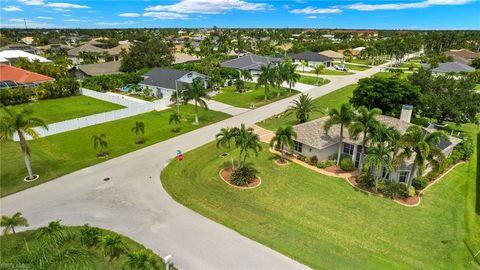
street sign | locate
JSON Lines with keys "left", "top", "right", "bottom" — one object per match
{"left": 176, "top": 149, "right": 182, "bottom": 155}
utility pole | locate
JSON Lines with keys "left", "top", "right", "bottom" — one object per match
{"left": 24, "top": 18, "right": 28, "bottom": 29}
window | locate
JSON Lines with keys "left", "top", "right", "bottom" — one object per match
{"left": 343, "top": 143, "right": 354, "bottom": 156}
{"left": 294, "top": 141, "right": 303, "bottom": 153}
{"left": 398, "top": 171, "right": 409, "bottom": 183}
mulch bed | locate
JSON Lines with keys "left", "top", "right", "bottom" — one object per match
{"left": 324, "top": 166, "right": 347, "bottom": 174}
{"left": 275, "top": 159, "right": 289, "bottom": 165}
{"left": 220, "top": 167, "right": 261, "bottom": 189}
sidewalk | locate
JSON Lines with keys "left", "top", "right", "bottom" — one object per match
{"left": 189, "top": 99, "right": 251, "bottom": 116}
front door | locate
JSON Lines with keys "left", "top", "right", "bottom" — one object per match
{"left": 355, "top": 146, "right": 362, "bottom": 168}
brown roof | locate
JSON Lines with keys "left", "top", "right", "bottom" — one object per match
{"left": 107, "top": 44, "right": 131, "bottom": 56}
{"left": 68, "top": 43, "right": 106, "bottom": 56}
{"left": 320, "top": 50, "right": 344, "bottom": 59}
{"left": 444, "top": 49, "right": 480, "bottom": 60}
{"left": 76, "top": 61, "right": 122, "bottom": 76}
{"left": 0, "top": 65, "right": 54, "bottom": 84}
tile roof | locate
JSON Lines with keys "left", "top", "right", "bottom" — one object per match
{"left": 444, "top": 49, "right": 480, "bottom": 60}
{"left": 76, "top": 61, "right": 122, "bottom": 76}
{"left": 0, "top": 65, "right": 54, "bottom": 84}
{"left": 67, "top": 43, "right": 106, "bottom": 57}
{"left": 320, "top": 50, "right": 345, "bottom": 59}
{"left": 431, "top": 62, "right": 475, "bottom": 73}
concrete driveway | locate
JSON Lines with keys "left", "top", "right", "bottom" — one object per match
{"left": 1, "top": 64, "right": 388, "bottom": 269}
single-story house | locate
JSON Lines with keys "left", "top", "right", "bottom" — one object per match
{"left": 0, "top": 44, "right": 37, "bottom": 54}
{"left": 444, "top": 49, "right": 480, "bottom": 65}
{"left": 320, "top": 50, "right": 345, "bottom": 62}
{"left": 70, "top": 61, "right": 122, "bottom": 79}
{"left": 138, "top": 68, "right": 208, "bottom": 100}
{"left": 423, "top": 62, "right": 475, "bottom": 75}
{"left": 291, "top": 105, "right": 461, "bottom": 184}
{"left": 173, "top": 53, "right": 200, "bottom": 64}
{"left": 67, "top": 42, "right": 130, "bottom": 64}
{"left": 220, "top": 54, "right": 282, "bottom": 77}
{"left": 0, "top": 50, "right": 51, "bottom": 66}
{"left": 287, "top": 51, "right": 332, "bottom": 69}
{"left": 0, "top": 65, "right": 54, "bottom": 88}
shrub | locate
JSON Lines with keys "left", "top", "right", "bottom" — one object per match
{"left": 317, "top": 161, "right": 327, "bottom": 169}
{"left": 409, "top": 186, "right": 416, "bottom": 197}
{"left": 308, "top": 155, "right": 318, "bottom": 166}
{"left": 0, "top": 86, "right": 33, "bottom": 105}
{"left": 412, "top": 176, "right": 428, "bottom": 190}
{"left": 230, "top": 165, "right": 257, "bottom": 186}
{"left": 357, "top": 172, "right": 375, "bottom": 187}
{"left": 340, "top": 157, "right": 354, "bottom": 171}
{"left": 297, "top": 154, "right": 307, "bottom": 162}
{"left": 80, "top": 224, "right": 103, "bottom": 248}
{"left": 383, "top": 181, "right": 405, "bottom": 198}
{"left": 326, "top": 159, "right": 336, "bottom": 167}
{"left": 376, "top": 179, "right": 386, "bottom": 192}
{"left": 82, "top": 73, "right": 143, "bottom": 92}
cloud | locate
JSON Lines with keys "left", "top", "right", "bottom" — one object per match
{"left": 64, "top": 19, "right": 80, "bottom": 22}
{"left": 9, "top": 18, "right": 33, "bottom": 22}
{"left": 36, "top": 16, "right": 53, "bottom": 19}
{"left": 145, "top": 0, "right": 271, "bottom": 14}
{"left": 45, "top": 2, "right": 89, "bottom": 8}
{"left": 3, "top": 5, "right": 23, "bottom": 11}
{"left": 306, "top": 15, "right": 317, "bottom": 19}
{"left": 17, "top": 0, "right": 45, "bottom": 6}
{"left": 119, "top": 12, "right": 141, "bottom": 17}
{"left": 143, "top": 11, "right": 189, "bottom": 19}
{"left": 291, "top": 7, "right": 342, "bottom": 14}
{"left": 94, "top": 21, "right": 137, "bottom": 26}
{"left": 347, "top": 0, "right": 473, "bottom": 11}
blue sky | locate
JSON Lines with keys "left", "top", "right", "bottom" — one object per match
{"left": 1, "top": 0, "right": 479, "bottom": 29}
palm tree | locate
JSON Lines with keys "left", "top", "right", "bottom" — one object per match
{"left": 169, "top": 112, "right": 181, "bottom": 133}
{"left": 270, "top": 126, "right": 297, "bottom": 162}
{"left": 394, "top": 126, "right": 447, "bottom": 196}
{"left": 312, "top": 64, "right": 324, "bottom": 85}
{"left": 300, "top": 59, "right": 309, "bottom": 72}
{"left": 285, "top": 94, "right": 320, "bottom": 123}
{"left": 0, "top": 108, "right": 48, "bottom": 180}
{"left": 363, "top": 143, "right": 394, "bottom": 191}
{"left": 324, "top": 103, "right": 355, "bottom": 166}
{"left": 101, "top": 235, "right": 125, "bottom": 261}
{"left": 1, "top": 212, "right": 29, "bottom": 234}
{"left": 91, "top": 134, "right": 108, "bottom": 157}
{"left": 348, "top": 106, "right": 382, "bottom": 170}
{"left": 256, "top": 63, "right": 275, "bottom": 101}
{"left": 216, "top": 127, "right": 236, "bottom": 168}
{"left": 283, "top": 62, "right": 300, "bottom": 93}
{"left": 182, "top": 78, "right": 209, "bottom": 125}
{"left": 37, "top": 220, "right": 70, "bottom": 244}
{"left": 240, "top": 69, "right": 252, "bottom": 82}
{"left": 131, "top": 121, "right": 145, "bottom": 144}
{"left": 232, "top": 124, "right": 262, "bottom": 168}
{"left": 273, "top": 64, "right": 286, "bottom": 98}
{"left": 122, "top": 249, "right": 158, "bottom": 270}
{"left": 343, "top": 50, "right": 353, "bottom": 62}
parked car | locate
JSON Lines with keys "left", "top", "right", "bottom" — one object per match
{"left": 334, "top": 65, "right": 349, "bottom": 72}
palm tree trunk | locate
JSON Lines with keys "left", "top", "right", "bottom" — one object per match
{"left": 19, "top": 134, "right": 34, "bottom": 180}
{"left": 337, "top": 125, "right": 343, "bottom": 166}
{"left": 12, "top": 226, "right": 16, "bottom": 234}
{"left": 289, "top": 82, "right": 292, "bottom": 93}
{"left": 194, "top": 100, "right": 199, "bottom": 125}
{"left": 359, "top": 130, "right": 367, "bottom": 171}
{"left": 405, "top": 164, "right": 416, "bottom": 197}
{"left": 277, "top": 85, "right": 281, "bottom": 98}
{"left": 264, "top": 84, "right": 268, "bottom": 101}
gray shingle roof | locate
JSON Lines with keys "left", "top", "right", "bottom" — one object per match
{"left": 220, "top": 54, "right": 281, "bottom": 71}
{"left": 287, "top": 51, "right": 331, "bottom": 62}
{"left": 140, "top": 68, "right": 190, "bottom": 89}
{"left": 431, "top": 62, "right": 475, "bottom": 73}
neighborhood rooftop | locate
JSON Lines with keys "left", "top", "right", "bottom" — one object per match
{"left": 287, "top": 51, "right": 331, "bottom": 62}
{"left": 220, "top": 54, "right": 281, "bottom": 71}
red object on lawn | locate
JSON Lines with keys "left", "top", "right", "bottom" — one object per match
{"left": 177, "top": 154, "right": 184, "bottom": 161}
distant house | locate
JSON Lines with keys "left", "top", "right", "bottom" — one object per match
{"left": 287, "top": 51, "right": 332, "bottom": 68}
{"left": 424, "top": 62, "right": 475, "bottom": 75}
{"left": 173, "top": 53, "right": 200, "bottom": 64}
{"left": 21, "top": 37, "right": 34, "bottom": 45}
{"left": 320, "top": 50, "right": 345, "bottom": 62}
{"left": 0, "top": 44, "right": 37, "bottom": 54}
{"left": 138, "top": 68, "right": 208, "bottom": 100}
{"left": 70, "top": 61, "right": 122, "bottom": 79}
{"left": 0, "top": 50, "right": 51, "bottom": 66}
{"left": 0, "top": 65, "right": 54, "bottom": 89}
{"left": 290, "top": 105, "right": 460, "bottom": 183}
{"left": 37, "top": 44, "right": 72, "bottom": 53}
{"left": 67, "top": 41, "right": 131, "bottom": 64}
{"left": 444, "top": 49, "right": 480, "bottom": 65}
{"left": 220, "top": 54, "right": 282, "bottom": 77}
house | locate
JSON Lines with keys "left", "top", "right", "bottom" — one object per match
{"left": 320, "top": 50, "right": 345, "bottom": 62}
{"left": 21, "top": 37, "right": 34, "bottom": 45}
{"left": 220, "top": 54, "right": 282, "bottom": 77}
{"left": 424, "top": 62, "right": 475, "bottom": 75}
{"left": 138, "top": 68, "right": 208, "bottom": 100}
{"left": 287, "top": 51, "right": 332, "bottom": 68}
{"left": 0, "top": 50, "right": 51, "bottom": 66}
{"left": 291, "top": 105, "right": 460, "bottom": 184}
{"left": 0, "top": 44, "right": 37, "bottom": 54}
{"left": 173, "top": 53, "right": 200, "bottom": 64}
{"left": 444, "top": 49, "right": 480, "bottom": 65}
{"left": 67, "top": 42, "right": 130, "bottom": 64}
{"left": 37, "top": 44, "right": 72, "bottom": 53}
{"left": 0, "top": 65, "right": 54, "bottom": 88}
{"left": 70, "top": 61, "right": 122, "bottom": 79}
{"left": 67, "top": 43, "right": 107, "bottom": 64}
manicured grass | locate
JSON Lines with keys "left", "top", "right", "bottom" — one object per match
{"left": 257, "top": 84, "right": 357, "bottom": 131}
{"left": 373, "top": 71, "right": 411, "bottom": 80}
{"left": 0, "top": 96, "right": 125, "bottom": 124}
{"left": 0, "top": 105, "right": 229, "bottom": 196}
{"left": 348, "top": 58, "right": 388, "bottom": 66}
{"left": 211, "top": 82, "right": 297, "bottom": 108}
{"left": 475, "top": 84, "right": 480, "bottom": 91}
{"left": 161, "top": 123, "right": 479, "bottom": 269}
{"left": 307, "top": 69, "right": 354, "bottom": 75}
{"left": 1, "top": 225, "right": 165, "bottom": 269}
{"left": 397, "top": 62, "right": 423, "bottom": 69}
{"left": 343, "top": 63, "right": 370, "bottom": 71}
{"left": 298, "top": 76, "right": 330, "bottom": 86}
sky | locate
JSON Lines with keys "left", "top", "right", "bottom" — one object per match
{"left": 1, "top": 0, "right": 479, "bottom": 29}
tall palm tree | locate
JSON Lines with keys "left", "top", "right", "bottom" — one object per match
{"left": 394, "top": 126, "right": 447, "bottom": 196}
{"left": 1, "top": 212, "right": 29, "bottom": 234}
{"left": 285, "top": 93, "right": 320, "bottom": 123}
{"left": 91, "top": 134, "right": 108, "bottom": 157}
{"left": 0, "top": 108, "right": 48, "bottom": 180}
{"left": 363, "top": 143, "right": 394, "bottom": 191}
{"left": 122, "top": 249, "right": 158, "bottom": 270}
{"left": 216, "top": 127, "right": 236, "bottom": 168}
{"left": 101, "top": 235, "right": 125, "bottom": 261}
{"left": 169, "top": 112, "right": 181, "bottom": 133}
{"left": 273, "top": 63, "right": 286, "bottom": 98}
{"left": 256, "top": 63, "right": 275, "bottom": 101}
{"left": 300, "top": 59, "right": 309, "bottom": 72}
{"left": 131, "top": 121, "right": 145, "bottom": 144}
{"left": 270, "top": 126, "right": 297, "bottom": 162}
{"left": 348, "top": 106, "right": 382, "bottom": 170}
{"left": 324, "top": 103, "right": 355, "bottom": 166}
{"left": 182, "top": 78, "right": 209, "bottom": 125}
{"left": 232, "top": 124, "right": 262, "bottom": 168}
{"left": 283, "top": 62, "right": 300, "bottom": 93}
{"left": 312, "top": 64, "right": 324, "bottom": 85}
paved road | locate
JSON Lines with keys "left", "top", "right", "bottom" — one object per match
{"left": 1, "top": 64, "right": 388, "bottom": 269}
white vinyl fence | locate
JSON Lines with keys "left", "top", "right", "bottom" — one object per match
{"left": 13, "top": 89, "right": 169, "bottom": 141}
{"left": 81, "top": 88, "right": 150, "bottom": 107}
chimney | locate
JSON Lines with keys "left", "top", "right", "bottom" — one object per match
{"left": 400, "top": 104, "right": 413, "bottom": 123}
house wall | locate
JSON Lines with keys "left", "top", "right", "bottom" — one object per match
{"left": 292, "top": 59, "right": 332, "bottom": 68}
{"left": 137, "top": 83, "right": 174, "bottom": 100}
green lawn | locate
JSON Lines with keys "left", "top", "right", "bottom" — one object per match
{"left": 397, "top": 62, "right": 423, "bottom": 69}
{"left": 307, "top": 69, "right": 354, "bottom": 75}
{"left": 373, "top": 71, "right": 411, "bottom": 80}
{"left": 161, "top": 123, "right": 480, "bottom": 269}
{"left": 1, "top": 225, "right": 165, "bottom": 269}
{"left": 0, "top": 105, "right": 229, "bottom": 196}
{"left": 475, "top": 84, "right": 480, "bottom": 91}
{"left": 344, "top": 63, "right": 370, "bottom": 71}
{"left": 298, "top": 76, "right": 330, "bottom": 86}
{"left": 0, "top": 96, "right": 125, "bottom": 124}
{"left": 348, "top": 58, "right": 388, "bottom": 66}
{"left": 257, "top": 84, "right": 356, "bottom": 131}
{"left": 211, "top": 82, "right": 297, "bottom": 108}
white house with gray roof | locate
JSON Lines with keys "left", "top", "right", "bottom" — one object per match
{"left": 220, "top": 54, "right": 282, "bottom": 77}
{"left": 287, "top": 51, "right": 332, "bottom": 69}
{"left": 291, "top": 105, "right": 461, "bottom": 184}
{"left": 423, "top": 61, "right": 475, "bottom": 76}
{"left": 138, "top": 68, "right": 208, "bottom": 101}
